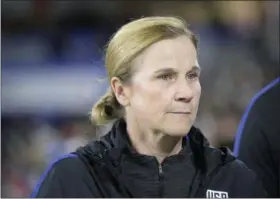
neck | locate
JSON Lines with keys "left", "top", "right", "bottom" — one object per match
{"left": 125, "top": 118, "right": 183, "bottom": 164}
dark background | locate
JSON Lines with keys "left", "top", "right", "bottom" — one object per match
{"left": 1, "top": 1, "right": 279, "bottom": 197}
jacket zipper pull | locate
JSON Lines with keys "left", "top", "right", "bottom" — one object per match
{"left": 159, "top": 164, "right": 163, "bottom": 175}
{"left": 158, "top": 164, "right": 164, "bottom": 197}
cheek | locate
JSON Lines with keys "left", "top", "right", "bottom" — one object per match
{"left": 193, "top": 82, "right": 201, "bottom": 105}
{"left": 195, "top": 83, "right": 201, "bottom": 97}
{"left": 130, "top": 82, "right": 168, "bottom": 112}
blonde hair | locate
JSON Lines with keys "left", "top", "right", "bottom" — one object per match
{"left": 91, "top": 16, "right": 198, "bottom": 125}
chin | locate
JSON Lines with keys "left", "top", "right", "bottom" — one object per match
{"left": 163, "top": 125, "right": 192, "bottom": 137}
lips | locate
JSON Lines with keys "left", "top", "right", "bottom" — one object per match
{"left": 168, "top": 111, "right": 191, "bottom": 114}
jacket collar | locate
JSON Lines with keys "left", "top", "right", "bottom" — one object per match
{"left": 77, "top": 118, "right": 236, "bottom": 175}
{"left": 106, "top": 118, "right": 190, "bottom": 155}
{"left": 101, "top": 118, "right": 210, "bottom": 170}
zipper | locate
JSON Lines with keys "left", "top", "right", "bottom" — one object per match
{"left": 158, "top": 164, "right": 164, "bottom": 197}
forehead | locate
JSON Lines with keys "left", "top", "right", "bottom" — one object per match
{"left": 133, "top": 36, "right": 198, "bottom": 72}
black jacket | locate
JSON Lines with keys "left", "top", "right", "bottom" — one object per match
{"left": 31, "top": 119, "right": 267, "bottom": 198}
{"left": 233, "top": 77, "right": 280, "bottom": 197}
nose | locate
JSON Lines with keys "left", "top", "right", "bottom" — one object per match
{"left": 174, "top": 80, "right": 194, "bottom": 103}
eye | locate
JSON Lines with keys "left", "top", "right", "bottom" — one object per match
{"left": 158, "top": 74, "right": 174, "bottom": 81}
{"left": 187, "top": 72, "right": 199, "bottom": 80}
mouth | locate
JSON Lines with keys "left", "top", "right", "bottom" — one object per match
{"left": 168, "top": 111, "right": 191, "bottom": 115}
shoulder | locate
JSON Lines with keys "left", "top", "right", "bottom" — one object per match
{"left": 225, "top": 159, "right": 266, "bottom": 191}
{"left": 44, "top": 153, "right": 88, "bottom": 176}
{"left": 31, "top": 153, "right": 95, "bottom": 197}
{"left": 224, "top": 158, "right": 259, "bottom": 178}
{"left": 32, "top": 153, "right": 87, "bottom": 186}
{"left": 247, "top": 77, "right": 279, "bottom": 114}
{"left": 203, "top": 146, "right": 257, "bottom": 181}
{"left": 203, "top": 146, "right": 267, "bottom": 197}
{"left": 215, "top": 158, "right": 267, "bottom": 197}
{"left": 233, "top": 79, "right": 279, "bottom": 155}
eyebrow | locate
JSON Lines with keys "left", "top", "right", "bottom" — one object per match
{"left": 190, "top": 65, "right": 201, "bottom": 71}
{"left": 154, "top": 65, "right": 201, "bottom": 74}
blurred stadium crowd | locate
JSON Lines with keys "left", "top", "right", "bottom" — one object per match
{"left": 1, "top": 1, "right": 279, "bottom": 197}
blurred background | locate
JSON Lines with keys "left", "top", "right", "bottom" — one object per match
{"left": 1, "top": 0, "right": 279, "bottom": 197}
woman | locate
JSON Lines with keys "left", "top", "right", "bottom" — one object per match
{"left": 31, "top": 16, "right": 267, "bottom": 198}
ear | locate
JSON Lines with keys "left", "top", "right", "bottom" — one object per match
{"left": 110, "top": 77, "right": 130, "bottom": 106}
